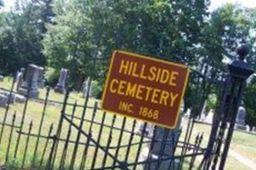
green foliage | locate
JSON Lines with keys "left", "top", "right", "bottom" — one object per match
{"left": 244, "top": 77, "right": 256, "bottom": 128}
{"left": 44, "top": 67, "right": 58, "bottom": 86}
{"left": 43, "top": 0, "right": 210, "bottom": 87}
{"left": 205, "top": 94, "right": 217, "bottom": 113}
{"left": 91, "top": 80, "right": 102, "bottom": 99}
{"left": 0, "top": 0, "right": 256, "bottom": 104}
{"left": 203, "top": 4, "right": 256, "bottom": 69}
{"left": 183, "top": 77, "right": 198, "bottom": 112}
{"left": 245, "top": 108, "right": 256, "bottom": 129}
{"left": 0, "top": 0, "right": 54, "bottom": 75}
{"left": 0, "top": 11, "right": 44, "bottom": 74}
{"left": 182, "top": 4, "right": 256, "bottom": 118}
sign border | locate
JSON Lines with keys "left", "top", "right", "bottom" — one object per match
{"left": 101, "top": 50, "right": 190, "bottom": 129}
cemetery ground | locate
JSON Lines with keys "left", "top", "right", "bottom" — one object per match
{"left": 0, "top": 77, "right": 255, "bottom": 170}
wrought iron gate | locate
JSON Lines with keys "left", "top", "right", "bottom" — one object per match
{"left": 0, "top": 45, "right": 253, "bottom": 170}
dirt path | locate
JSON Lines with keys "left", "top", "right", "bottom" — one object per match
{"left": 229, "top": 149, "right": 256, "bottom": 170}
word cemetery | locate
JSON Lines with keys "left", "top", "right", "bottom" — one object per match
{"left": 102, "top": 51, "right": 189, "bottom": 128}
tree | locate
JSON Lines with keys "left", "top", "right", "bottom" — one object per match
{"left": 202, "top": 4, "right": 256, "bottom": 70}
{"left": 244, "top": 77, "right": 256, "bottom": 129}
{"left": 43, "top": 0, "right": 210, "bottom": 89}
{"left": 43, "top": 0, "right": 95, "bottom": 88}
{"left": 183, "top": 4, "right": 256, "bottom": 117}
{"left": 0, "top": 0, "right": 54, "bottom": 75}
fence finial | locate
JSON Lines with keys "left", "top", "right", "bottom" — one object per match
{"left": 236, "top": 43, "right": 249, "bottom": 61}
{"left": 228, "top": 42, "right": 254, "bottom": 79}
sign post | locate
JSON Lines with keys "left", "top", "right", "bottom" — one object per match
{"left": 102, "top": 50, "right": 189, "bottom": 129}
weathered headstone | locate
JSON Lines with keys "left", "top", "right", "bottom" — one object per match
{"left": 54, "top": 68, "right": 68, "bottom": 93}
{"left": 246, "top": 125, "right": 250, "bottom": 132}
{"left": 0, "top": 90, "right": 26, "bottom": 104}
{"left": 18, "top": 64, "right": 43, "bottom": 98}
{"left": 0, "top": 94, "right": 8, "bottom": 107}
{"left": 141, "top": 122, "right": 182, "bottom": 170}
{"left": 235, "top": 106, "right": 247, "bottom": 130}
{"left": 252, "top": 127, "right": 256, "bottom": 133}
{"left": 38, "top": 66, "right": 45, "bottom": 88}
{"left": 139, "top": 102, "right": 185, "bottom": 169}
{"left": 16, "top": 68, "right": 25, "bottom": 91}
{"left": 82, "top": 77, "right": 91, "bottom": 98}
{"left": 236, "top": 106, "right": 246, "bottom": 124}
{"left": 0, "top": 91, "right": 15, "bottom": 103}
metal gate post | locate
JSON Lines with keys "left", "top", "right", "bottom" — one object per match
{"left": 218, "top": 44, "right": 254, "bottom": 169}
{"left": 202, "top": 43, "right": 254, "bottom": 169}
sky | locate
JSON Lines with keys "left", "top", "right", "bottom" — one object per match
{"left": 2, "top": 0, "right": 14, "bottom": 11}
{"left": 209, "top": 0, "right": 256, "bottom": 11}
{"left": 2, "top": 0, "right": 256, "bottom": 11}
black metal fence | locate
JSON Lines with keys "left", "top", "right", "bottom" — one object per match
{"left": 0, "top": 48, "right": 252, "bottom": 170}
{"left": 0, "top": 66, "right": 218, "bottom": 170}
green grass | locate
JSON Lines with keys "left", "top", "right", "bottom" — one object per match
{"left": 0, "top": 77, "right": 145, "bottom": 169}
{"left": 182, "top": 121, "right": 256, "bottom": 170}
{"left": 231, "top": 130, "right": 256, "bottom": 162}
{"left": 194, "top": 123, "right": 256, "bottom": 163}
{"left": 0, "top": 77, "right": 256, "bottom": 170}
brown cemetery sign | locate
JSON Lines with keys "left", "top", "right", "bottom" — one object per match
{"left": 102, "top": 51, "right": 189, "bottom": 128}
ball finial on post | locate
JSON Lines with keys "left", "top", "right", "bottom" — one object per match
{"left": 236, "top": 43, "right": 249, "bottom": 61}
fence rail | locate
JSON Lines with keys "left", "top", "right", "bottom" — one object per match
{"left": 0, "top": 62, "right": 229, "bottom": 170}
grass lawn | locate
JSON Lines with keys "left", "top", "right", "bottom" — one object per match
{"left": 0, "top": 77, "right": 146, "bottom": 169}
{"left": 0, "top": 77, "right": 256, "bottom": 170}
{"left": 181, "top": 120, "right": 256, "bottom": 170}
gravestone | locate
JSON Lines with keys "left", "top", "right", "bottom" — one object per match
{"left": 0, "top": 94, "right": 8, "bottom": 107}
{"left": 138, "top": 101, "right": 185, "bottom": 169}
{"left": 16, "top": 68, "right": 25, "bottom": 91}
{"left": 252, "top": 127, "right": 256, "bottom": 133}
{"left": 0, "top": 91, "right": 15, "bottom": 103}
{"left": 54, "top": 68, "right": 68, "bottom": 93}
{"left": 82, "top": 77, "right": 91, "bottom": 98}
{"left": 0, "top": 90, "right": 26, "bottom": 104}
{"left": 235, "top": 106, "right": 247, "bottom": 130}
{"left": 141, "top": 120, "right": 182, "bottom": 170}
{"left": 246, "top": 125, "right": 250, "bottom": 132}
{"left": 15, "top": 94, "right": 26, "bottom": 103}
{"left": 38, "top": 67, "right": 45, "bottom": 88}
{"left": 18, "top": 64, "right": 43, "bottom": 98}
